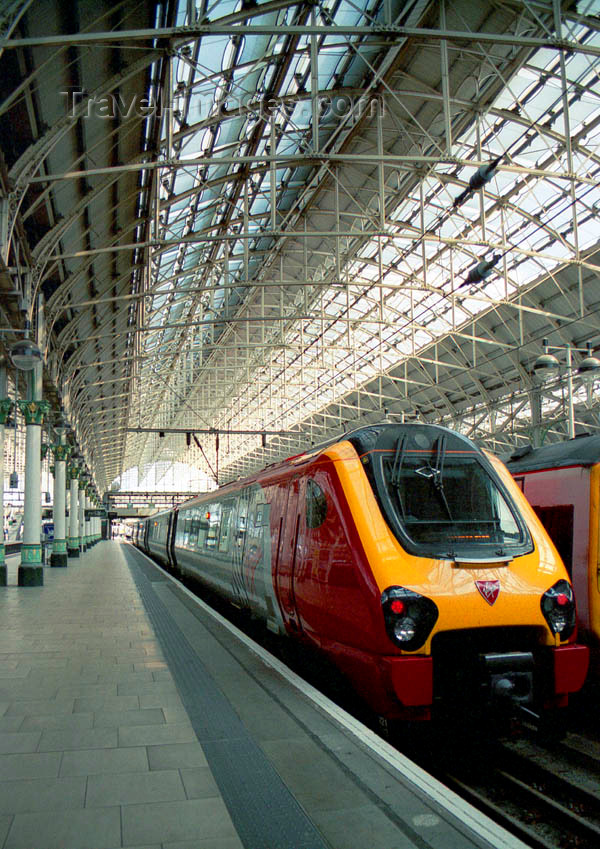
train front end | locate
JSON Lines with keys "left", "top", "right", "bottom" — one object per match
{"left": 346, "top": 424, "right": 589, "bottom": 725}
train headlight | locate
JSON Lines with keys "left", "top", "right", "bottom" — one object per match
{"left": 393, "top": 618, "right": 417, "bottom": 642}
{"left": 381, "top": 587, "right": 439, "bottom": 651}
{"left": 541, "top": 580, "right": 576, "bottom": 640}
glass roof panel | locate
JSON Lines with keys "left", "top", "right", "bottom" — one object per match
{"left": 127, "top": 2, "right": 600, "bottom": 482}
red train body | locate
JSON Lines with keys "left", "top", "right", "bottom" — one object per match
{"left": 506, "top": 434, "right": 600, "bottom": 672}
{"left": 133, "top": 423, "right": 589, "bottom": 724}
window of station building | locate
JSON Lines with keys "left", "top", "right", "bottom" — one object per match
{"left": 306, "top": 479, "right": 327, "bottom": 529}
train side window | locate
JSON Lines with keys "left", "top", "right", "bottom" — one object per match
{"left": 157, "top": 517, "right": 168, "bottom": 544}
{"left": 174, "top": 515, "right": 184, "bottom": 547}
{"left": 218, "top": 503, "right": 234, "bottom": 552}
{"left": 188, "top": 507, "right": 202, "bottom": 549}
{"left": 205, "top": 503, "right": 221, "bottom": 548}
{"left": 254, "top": 502, "right": 269, "bottom": 527}
{"left": 306, "top": 479, "right": 327, "bottom": 529}
{"left": 182, "top": 513, "right": 192, "bottom": 548}
{"left": 197, "top": 510, "right": 208, "bottom": 549}
{"left": 514, "top": 477, "right": 525, "bottom": 492}
{"left": 236, "top": 498, "right": 248, "bottom": 547}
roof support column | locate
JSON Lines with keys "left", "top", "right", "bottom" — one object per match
{"left": 78, "top": 482, "right": 86, "bottom": 553}
{"left": 0, "top": 362, "right": 11, "bottom": 585}
{"left": 84, "top": 488, "right": 91, "bottom": 551}
{"left": 529, "top": 389, "right": 543, "bottom": 449}
{"left": 17, "top": 364, "right": 49, "bottom": 586}
{"left": 68, "top": 463, "right": 80, "bottom": 557}
{"left": 49, "top": 434, "right": 69, "bottom": 567}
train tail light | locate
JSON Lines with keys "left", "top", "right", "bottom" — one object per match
{"left": 541, "top": 580, "right": 576, "bottom": 640}
{"left": 381, "top": 587, "right": 439, "bottom": 651}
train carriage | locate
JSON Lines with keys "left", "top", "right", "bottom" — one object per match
{"left": 505, "top": 434, "right": 600, "bottom": 658}
{"left": 136, "top": 423, "right": 589, "bottom": 725}
{"left": 145, "top": 510, "right": 172, "bottom": 567}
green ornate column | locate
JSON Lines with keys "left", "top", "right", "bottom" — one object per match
{"left": 67, "top": 462, "right": 80, "bottom": 557}
{"left": 50, "top": 441, "right": 70, "bottom": 567}
{"left": 83, "top": 483, "right": 91, "bottom": 550}
{"left": 78, "top": 476, "right": 87, "bottom": 552}
{"left": 93, "top": 495, "right": 100, "bottom": 544}
{"left": 18, "top": 396, "right": 50, "bottom": 586}
{"left": 0, "top": 391, "right": 13, "bottom": 587}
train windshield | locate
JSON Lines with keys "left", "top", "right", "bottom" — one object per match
{"left": 362, "top": 427, "right": 531, "bottom": 559}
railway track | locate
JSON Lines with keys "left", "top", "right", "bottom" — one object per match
{"left": 433, "top": 729, "right": 600, "bottom": 849}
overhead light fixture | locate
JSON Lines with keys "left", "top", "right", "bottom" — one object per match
{"left": 532, "top": 343, "right": 560, "bottom": 381}
{"left": 460, "top": 254, "right": 502, "bottom": 288}
{"left": 532, "top": 339, "right": 600, "bottom": 439}
{"left": 576, "top": 343, "right": 600, "bottom": 383}
{"left": 452, "top": 156, "right": 502, "bottom": 208}
{"left": 9, "top": 337, "right": 42, "bottom": 371}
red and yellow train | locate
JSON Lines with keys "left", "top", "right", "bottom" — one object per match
{"left": 133, "top": 423, "right": 588, "bottom": 726}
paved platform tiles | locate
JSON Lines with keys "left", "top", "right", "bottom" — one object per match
{"left": 0, "top": 541, "right": 525, "bottom": 849}
{"left": 0, "top": 543, "right": 239, "bottom": 849}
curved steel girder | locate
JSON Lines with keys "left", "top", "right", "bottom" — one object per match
{"left": 44, "top": 209, "right": 145, "bottom": 323}
{"left": 9, "top": 51, "right": 157, "bottom": 186}
{"left": 47, "top": 288, "right": 135, "bottom": 378}
{"left": 26, "top": 103, "right": 147, "bottom": 225}
{"left": 47, "top": 310, "right": 133, "bottom": 401}
{"left": 135, "top": 12, "right": 325, "bottom": 451}
{"left": 142, "top": 0, "right": 436, "bottom": 428}
{"left": 152, "top": 62, "right": 594, "bottom": 198}
{"left": 48, "top": 3, "right": 600, "bottom": 480}
{"left": 56, "top": 302, "right": 132, "bottom": 376}
{"left": 184, "top": 258, "right": 584, "bottom": 474}
{"left": 0, "top": 0, "right": 34, "bottom": 54}
{"left": 4, "top": 51, "right": 158, "bottom": 272}
{"left": 0, "top": 0, "right": 149, "bottom": 117}
{"left": 40, "top": 186, "right": 145, "bottom": 319}
{"left": 32, "top": 173, "right": 123, "bottom": 268}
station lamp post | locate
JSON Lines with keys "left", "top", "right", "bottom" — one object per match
{"left": 532, "top": 340, "right": 600, "bottom": 440}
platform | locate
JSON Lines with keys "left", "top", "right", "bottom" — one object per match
{"left": 0, "top": 541, "right": 528, "bottom": 849}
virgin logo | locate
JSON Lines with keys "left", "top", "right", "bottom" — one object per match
{"left": 475, "top": 579, "right": 500, "bottom": 605}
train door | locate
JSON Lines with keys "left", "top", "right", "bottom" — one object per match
{"left": 519, "top": 466, "right": 591, "bottom": 634}
{"left": 167, "top": 510, "right": 177, "bottom": 567}
{"left": 275, "top": 476, "right": 303, "bottom": 632}
{"left": 588, "top": 464, "right": 600, "bottom": 647}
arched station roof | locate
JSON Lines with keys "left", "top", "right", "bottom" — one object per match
{"left": 1, "top": 0, "right": 599, "bottom": 494}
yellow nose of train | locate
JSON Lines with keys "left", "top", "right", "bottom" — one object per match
{"left": 321, "top": 425, "right": 588, "bottom": 722}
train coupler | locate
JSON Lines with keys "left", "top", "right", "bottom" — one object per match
{"left": 480, "top": 651, "right": 534, "bottom": 709}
